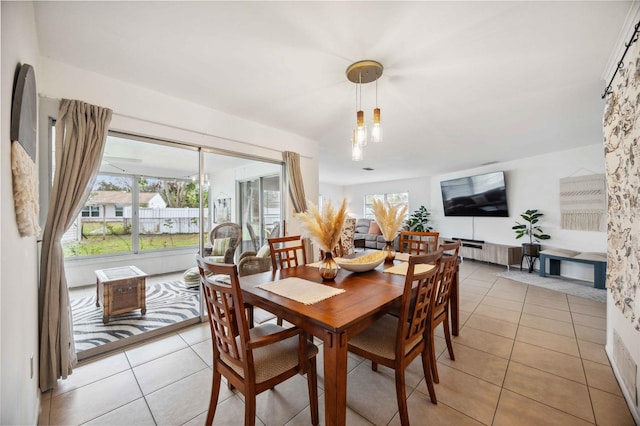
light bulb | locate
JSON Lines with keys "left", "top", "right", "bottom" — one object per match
{"left": 371, "top": 108, "right": 383, "bottom": 143}
{"left": 356, "top": 110, "right": 367, "bottom": 147}
{"left": 351, "top": 130, "right": 363, "bottom": 161}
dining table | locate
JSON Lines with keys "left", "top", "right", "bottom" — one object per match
{"left": 238, "top": 255, "right": 459, "bottom": 426}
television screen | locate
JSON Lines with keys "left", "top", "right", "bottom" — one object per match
{"left": 440, "top": 171, "right": 509, "bottom": 217}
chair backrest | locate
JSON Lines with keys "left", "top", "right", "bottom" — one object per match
{"left": 268, "top": 235, "right": 307, "bottom": 270}
{"left": 209, "top": 223, "right": 242, "bottom": 262}
{"left": 246, "top": 222, "right": 259, "bottom": 251}
{"left": 439, "top": 240, "right": 461, "bottom": 258}
{"left": 399, "top": 231, "right": 440, "bottom": 255}
{"left": 434, "top": 243, "right": 459, "bottom": 314}
{"left": 397, "top": 250, "right": 444, "bottom": 353}
{"left": 196, "top": 256, "right": 253, "bottom": 375}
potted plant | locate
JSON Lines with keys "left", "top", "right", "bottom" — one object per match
{"left": 512, "top": 209, "right": 551, "bottom": 258}
{"left": 407, "top": 206, "right": 433, "bottom": 232}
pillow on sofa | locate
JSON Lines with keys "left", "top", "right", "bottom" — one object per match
{"left": 368, "top": 221, "right": 382, "bottom": 235}
{"left": 212, "top": 237, "right": 230, "bottom": 256}
{"left": 256, "top": 244, "right": 271, "bottom": 258}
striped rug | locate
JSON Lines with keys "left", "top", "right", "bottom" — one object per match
{"left": 71, "top": 281, "right": 200, "bottom": 353}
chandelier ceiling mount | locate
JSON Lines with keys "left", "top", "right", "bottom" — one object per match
{"left": 346, "top": 60, "right": 384, "bottom": 162}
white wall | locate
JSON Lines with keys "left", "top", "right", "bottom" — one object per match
{"left": 319, "top": 182, "right": 344, "bottom": 209}
{"left": 1, "top": 2, "right": 41, "bottom": 424}
{"left": 343, "top": 176, "right": 431, "bottom": 218}
{"left": 430, "top": 144, "right": 606, "bottom": 281}
{"left": 338, "top": 145, "right": 606, "bottom": 281}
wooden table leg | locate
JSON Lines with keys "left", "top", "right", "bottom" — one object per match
{"left": 322, "top": 331, "right": 348, "bottom": 426}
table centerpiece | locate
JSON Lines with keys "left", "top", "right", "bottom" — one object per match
{"left": 296, "top": 199, "right": 348, "bottom": 280}
{"left": 372, "top": 199, "right": 408, "bottom": 261}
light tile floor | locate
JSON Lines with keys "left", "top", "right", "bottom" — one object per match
{"left": 40, "top": 261, "right": 635, "bottom": 425}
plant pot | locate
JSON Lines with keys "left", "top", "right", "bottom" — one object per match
{"left": 522, "top": 243, "right": 540, "bottom": 257}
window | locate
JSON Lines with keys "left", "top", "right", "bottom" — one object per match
{"left": 364, "top": 192, "right": 409, "bottom": 218}
{"left": 364, "top": 194, "right": 384, "bottom": 219}
{"left": 115, "top": 205, "right": 124, "bottom": 217}
{"left": 81, "top": 206, "right": 100, "bottom": 217}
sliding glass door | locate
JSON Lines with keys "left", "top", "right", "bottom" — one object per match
{"left": 56, "top": 126, "right": 283, "bottom": 358}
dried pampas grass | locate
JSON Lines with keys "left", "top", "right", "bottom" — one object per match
{"left": 372, "top": 199, "right": 407, "bottom": 241}
{"left": 295, "top": 199, "right": 348, "bottom": 252}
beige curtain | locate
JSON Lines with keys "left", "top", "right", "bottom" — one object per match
{"left": 283, "top": 151, "right": 313, "bottom": 256}
{"left": 39, "top": 100, "right": 112, "bottom": 390}
{"left": 283, "top": 151, "right": 307, "bottom": 213}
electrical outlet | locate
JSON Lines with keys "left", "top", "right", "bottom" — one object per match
{"left": 30, "top": 353, "right": 34, "bottom": 379}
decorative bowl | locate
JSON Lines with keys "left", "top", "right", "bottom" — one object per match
{"left": 335, "top": 251, "right": 386, "bottom": 272}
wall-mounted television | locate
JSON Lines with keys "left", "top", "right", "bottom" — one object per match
{"left": 440, "top": 171, "right": 509, "bottom": 217}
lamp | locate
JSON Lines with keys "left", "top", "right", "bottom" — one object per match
{"left": 346, "top": 60, "right": 384, "bottom": 161}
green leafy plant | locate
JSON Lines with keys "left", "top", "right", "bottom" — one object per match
{"left": 407, "top": 206, "right": 433, "bottom": 232}
{"left": 512, "top": 209, "right": 551, "bottom": 244}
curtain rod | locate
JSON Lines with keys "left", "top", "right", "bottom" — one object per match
{"left": 39, "top": 94, "right": 312, "bottom": 159}
{"left": 602, "top": 20, "right": 640, "bottom": 99}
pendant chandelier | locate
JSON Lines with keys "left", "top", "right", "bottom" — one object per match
{"left": 346, "top": 60, "right": 383, "bottom": 161}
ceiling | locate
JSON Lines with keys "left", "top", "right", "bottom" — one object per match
{"left": 33, "top": 1, "right": 632, "bottom": 185}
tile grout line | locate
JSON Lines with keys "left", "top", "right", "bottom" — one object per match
{"left": 489, "top": 278, "right": 527, "bottom": 426}
{"left": 571, "top": 298, "right": 600, "bottom": 425}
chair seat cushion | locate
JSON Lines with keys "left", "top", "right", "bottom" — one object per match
{"left": 221, "top": 323, "right": 318, "bottom": 384}
{"left": 183, "top": 267, "right": 200, "bottom": 287}
{"left": 348, "top": 314, "right": 422, "bottom": 361}
{"left": 205, "top": 255, "right": 226, "bottom": 263}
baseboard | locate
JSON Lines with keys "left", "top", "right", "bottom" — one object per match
{"left": 606, "top": 343, "right": 640, "bottom": 425}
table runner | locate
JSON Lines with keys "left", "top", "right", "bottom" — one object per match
{"left": 257, "top": 277, "right": 345, "bottom": 305}
{"left": 384, "top": 262, "right": 434, "bottom": 276}
{"left": 394, "top": 252, "right": 410, "bottom": 262}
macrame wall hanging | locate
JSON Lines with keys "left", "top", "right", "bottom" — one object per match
{"left": 559, "top": 173, "right": 606, "bottom": 232}
{"left": 10, "top": 63, "right": 40, "bottom": 238}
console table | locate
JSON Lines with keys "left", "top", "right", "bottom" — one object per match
{"left": 442, "top": 238, "right": 522, "bottom": 269}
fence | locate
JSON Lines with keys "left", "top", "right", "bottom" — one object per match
{"left": 62, "top": 208, "right": 210, "bottom": 242}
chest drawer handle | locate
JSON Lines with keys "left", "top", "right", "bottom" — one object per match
{"left": 118, "top": 286, "right": 134, "bottom": 294}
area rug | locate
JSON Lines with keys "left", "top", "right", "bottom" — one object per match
{"left": 71, "top": 281, "right": 200, "bottom": 352}
{"left": 496, "top": 271, "right": 606, "bottom": 303}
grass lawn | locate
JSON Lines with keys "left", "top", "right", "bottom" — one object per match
{"left": 63, "top": 233, "right": 199, "bottom": 257}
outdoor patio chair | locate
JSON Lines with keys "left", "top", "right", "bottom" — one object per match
{"left": 204, "top": 222, "right": 242, "bottom": 263}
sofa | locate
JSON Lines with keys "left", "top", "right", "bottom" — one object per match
{"left": 354, "top": 218, "right": 404, "bottom": 250}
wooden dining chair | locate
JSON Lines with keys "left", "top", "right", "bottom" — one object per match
{"left": 268, "top": 235, "right": 307, "bottom": 270}
{"left": 196, "top": 256, "right": 319, "bottom": 426}
{"left": 268, "top": 235, "right": 307, "bottom": 325}
{"left": 347, "top": 250, "right": 444, "bottom": 425}
{"left": 399, "top": 231, "right": 440, "bottom": 255}
{"left": 428, "top": 240, "right": 460, "bottom": 384}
